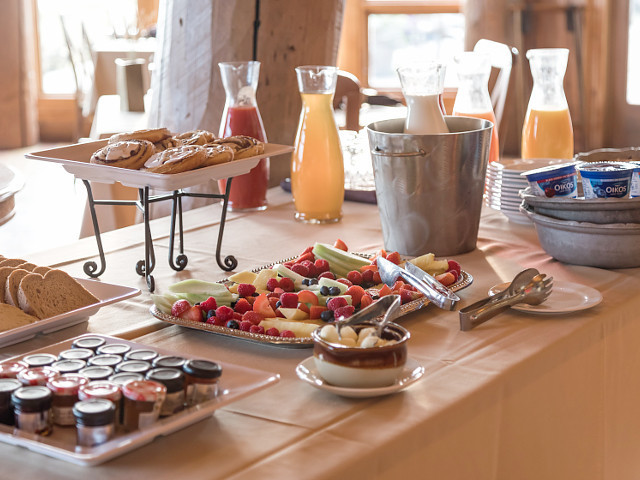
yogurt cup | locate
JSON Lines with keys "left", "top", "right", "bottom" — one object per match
{"left": 577, "top": 161, "right": 636, "bottom": 199}
{"left": 629, "top": 161, "right": 640, "bottom": 198}
{"left": 521, "top": 162, "right": 578, "bottom": 198}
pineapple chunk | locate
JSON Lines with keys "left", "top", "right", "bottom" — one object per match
{"left": 228, "top": 270, "right": 258, "bottom": 284}
{"left": 252, "top": 268, "right": 278, "bottom": 291}
{"left": 408, "top": 253, "right": 449, "bottom": 276}
{"left": 278, "top": 308, "right": 310, "bottom": 320}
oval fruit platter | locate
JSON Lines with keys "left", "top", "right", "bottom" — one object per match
{"left": 150, "top": 240, "right": 472, "bottom": 348}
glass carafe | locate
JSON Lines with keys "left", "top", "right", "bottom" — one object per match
{"left": 217, "top": 61, "right": 269, "bottom": 211}
{"left": 397, "top": 63, "right": 449, "bottom": 134}
{"left": 291, "top": 65, "right": 344, "bottom": 224}
{"left": 453, "top": 52, "right": 500, "bottom": 164}
{"left": 521, "top": 48, "right": 574, "bottom": 159}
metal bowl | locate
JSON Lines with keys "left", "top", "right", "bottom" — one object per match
{"left": 521, "top": 206, "right": 640, "bottom": 268}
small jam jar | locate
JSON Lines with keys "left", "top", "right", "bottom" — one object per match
{"left": 115, "top": 360, "right": 151, "bottom": 376}
{"left": 78, "top": 366, "right": 114, "bottom": 382}
{"left": 182, "top": 359, "right": 222, "bottom": 406}
{"left": 152, "top": 355, "right": 186, "bottom": 369}
{"left": 121, "top": 380, "right": 166, "bottom": 432}
{"left": 17, "top": 367, "right": 59, "bottom": 386}
{"left": 124, "top": 349, "right": 158, "bottom": 362}
{"left": 11, "top": 386, "right": 53, "bottom": 435}
{"left": 97, "top": 343, "right": 132, "bottom": 356}
{"left": 0, "top": 361, "right": 27, "bottom": 379}
{"left": 47, "top": 376, "right": 83, "bottom": 426}
{"left": 22, "top": 353, "right": 58, "bottom": 369}
{"left": 108, "top": 372, "right": 144, "bottom": 388}
{"left": 88, "top": 354, "right": 123, "bottom": 369}
{"left": 72, "top": 336, "right": 106, "bottom": 352}
{"left": 79, "top": 381, "right": 122, "bottom": 426}
{"left": 0, "top": 378, "right": 22, "bottom": 425}
{"left": 51, "top": 359, "right": 87, "bottom": 375}
{"left": 73, "top": 399, "right": 116, "bottom": 447}
{"left": 58, "top": 348, "right": 94, "bottom": 362}
{"left": 146, "top": 368, "right": 185, "bottom": 416}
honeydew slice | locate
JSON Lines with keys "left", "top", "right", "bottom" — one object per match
{"left": 253, "top": 268, "right": 278, "bottom": 291}
{"left": 228, "top": 270, "right": 258, "bottom": 284}
{"left": 278, "top": 307, "right": 310, "bottom": 320}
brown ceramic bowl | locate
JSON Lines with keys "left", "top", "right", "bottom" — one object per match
{"left": 310, "top": 321, "right": 409, "bottom": 388}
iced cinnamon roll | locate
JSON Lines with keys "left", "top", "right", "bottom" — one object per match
{"left": 144, "top": 145, "right": 207, "bottom": 174}
{"left": 91, "top": 140, "right": 155, "bottom": 170}
{"left": 174, "top": 129, "right": 217, "bottom": 146}
{"left": 202, "top": 144, "right": 234, "bottom": 167}
{"left": 154, "top": 137, "right": 182, "bottom": 153}
{"left": 109, "top": 128, "right": 173, "bottom": 145}
{"left": 211, "top": 135, "right": 264, "bottom": 159}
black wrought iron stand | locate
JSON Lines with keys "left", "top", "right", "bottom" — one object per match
{"left": 81, "top": 179, "right": 238, "bottom": 292}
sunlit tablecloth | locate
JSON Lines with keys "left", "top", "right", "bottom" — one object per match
{"left": 2, "top": 187, "right": 640, "bottom": 479}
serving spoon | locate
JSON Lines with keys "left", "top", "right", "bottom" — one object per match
{"left": 335, "top": 294, "right": 401, "bottom": 339}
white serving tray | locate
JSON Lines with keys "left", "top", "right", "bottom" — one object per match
{"left": 25, "top": 140, "right": 293, "bottom": 190}
{"left": 0, "top": 334, "right": 279, "bottom": 466}
{"left": 0, "top": 279, "right": 140, "bottom": 348}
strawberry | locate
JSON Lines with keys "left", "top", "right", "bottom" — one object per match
{"left": 171, "top": 299, "right": 191, "bottom": 318}
{"left": 399, "top": 288, "right": 414, "bottom": 304}
{"left": 180, "top": 305, "right": 204, "bottom": 322}
{"left": 360, "top": 292, "right": 374, "bottom": 308}
{"left": 253, "top": 294, "right": 276, "bottom": 318}
{"left": 436, "top": 272, "right": 456, "bottom": 286}
{"left": 361, "top": 269, "right": 374, "bottom": 284}
{"left": 334, "top": 305, "right": 355, "bottom": 319}
{"left": 237, "top": 283, "right": 256, "bottom": 297}
{"left": 278, "top": 277, "right": 295, "bottom": 292}
{"left": 309, "top": 305, "right": 329, "bottom": 319}
{"left": 447, "top": 259, "right": 461, "bottom": 276}
{"left": 300, "top": 260, "right": 318, "bottom": 277}
{"left": 295, "top": 252, "right": 314, "bottom": 264}
{"left": 345, "top": 285, "right": 365, "bottom": 307}
{"left": 232, "top": 312, "right": 243, "bottom": 321}
{"left": 199, "top": 297, "right": 217, "bottom": 313}
{"left": 314, "top": 258, "right": 330, "bottom": 274}
{"left": 372, "top": 271, "right": 382, "bottom": 285}
{"left": 377, "top": 284, "right": 392, "bottom": 297}
{"left": 333, "top": 239, "right": 348, "bottom": 251}
{"left": 268, "top": 296, "right": 280, "bottom": 311}
{"left": 318, "top": 271, "right": 335, "bottom": 280}
{"left": 233, "top": 298, "right": 253, "bottom": 314}
{"left": 386, "top": 251, "right": 401, "bottom": 265}
{"left": 337, "top": 278, "right": 353, "bottom": 288}
{"left": 346, "top": 270, "right": 363, "bottom": 285}
{"left": 297, "top": 302, "right": 310, "bottom": 314}
{"left": 326, "top": 297, "right": 348, "bottom": 311}
{"left": 211, "top": 316, "right": 227, "bottom": 327}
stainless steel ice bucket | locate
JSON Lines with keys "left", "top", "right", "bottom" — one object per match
{"left": 367, "top": 116, "right": 493, "bottom": 256}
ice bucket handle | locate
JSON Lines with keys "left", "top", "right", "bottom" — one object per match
{"left": 370, "top": 147, "right": 426, "bottom": 158}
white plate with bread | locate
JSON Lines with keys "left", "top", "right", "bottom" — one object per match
{"left": 0, "top": 257, "right": 140, "bottom": 347}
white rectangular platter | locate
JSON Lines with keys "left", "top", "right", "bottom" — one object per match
{"left": 0, "top": 279, "right": 140, "bottom": 348}
{"left": 25, "top": 140, "right": 293, "bottom": 190}
{"left": 0, "top": 334, "right": 279, "bottom": 466}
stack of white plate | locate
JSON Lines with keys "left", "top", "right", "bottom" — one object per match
{"left": 484, "top": 158, "right": 565, "bottom": 224}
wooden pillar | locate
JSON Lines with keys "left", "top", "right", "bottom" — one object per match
{"left": 0, "top": 0, "right": 39, "bottom": 148}
{"left": 149, "top": 0, "right": 345, "bottom": 187}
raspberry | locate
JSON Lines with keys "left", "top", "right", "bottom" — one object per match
{"left": 280, "top": 330, "right": 295, "bottom": 338}
{"left": 279, "top": 292, "right": 299, "bottom": 308}
{"left": 326, "top": 297, "right": 348, "bottom": 311}
{"left": 233, "top": 298, "right": 253, "bottom": 314}
{"left": 205, "top": 316, "right": 218, "bottom": 325}
{"left": 237, "top": 283, "right": 256, "bottom": 297}
{"left": 266, "top": 278, "right": 280, "bottom": 292}
{"left": 199, "top": 297, "right": 217, "bottom": 313}
{"left": 242, "top": 311, "right": 264, "bottom": 325}
{"left": 337, "top": 278, "right": 353, "bottom": 288}
{"left": 233, "top": 312, "right": 243, "bottom": 320}
{"left": 215, "top": 305, "right": 234, "bottom": 322}
{"left": 300, "top": 260, "right": 318, "bottom": 277}
{"left": 211, "top": 316, "right": 227, "bottom": 326}
{"left": 170, "top": 299, "right": 191, "bottom": 317}
{"left": 290, "top": 263, "right": 309, "bottom": 277}
{"left": 279, "top": 277, "right": 295, "bottom": 292}
{"left": 447, "top": 260, "right": 461, "bottom": 275}
{"left": 314, "top": 258, "right": 330, "bottom": 273}
{"left": 346, "top": 270, "right": 363, "bottom": 285}
{"left": 361, "top": 269, "right": 374, "bottom": 283}
{"left": 318, "top": 271, "right": 335, "bottom": 280}
{"left": 265, "top": 327, "right": 280, "bottom": 336}
{"left": 250, "top": 325, "right": 265, "bottom": 334}
{"left": 239, "top": 320, "right": 253, "bottom": 332}
{"left": 334, "top": 305, "right": 355, "bottom": 319}
{"left": 226, "top": 319, "right": 240, "bottom": 329}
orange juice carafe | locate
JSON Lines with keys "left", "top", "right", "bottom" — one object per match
{"left": 397, "top": 63, "right": 449, "bottom": 134}
{"left": 452, "top": 52, "right": 500, "bottom": 164}
{"left": 291, "top": 66, "right": 344, "bottom": 224}
{"left": 521, "top": 48, "right": 574, "bottom": 159}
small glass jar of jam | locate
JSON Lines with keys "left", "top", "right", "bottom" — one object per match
{"left": 73, "top": 399, "right": 116, "bottom": 447}
{"left": 152, "top": 355, "right": 186, "bottom": 370}
{"left": 121, "top": 380, "right": 166, "bottom": 432}
{"left": 124, "top": 349, "right": 158, "bottom": 362}
{"left": 0, "top": 378, "right": 22, "bottom": 425}
{"left": 11, "top": 386, "right": 53, "bottom": 435}
{"left": 22, "top": 353, "right": 58, "bottom": 369}
{"left": 51, "top": 359, "right": 87, "bottom": 375}
{"left": 47, "top": 376, "right": 83, "bottom": 426}
{"left": 58, "top": 348, "right": 94, "bottom": 362}
{"left": 115, "top": 360, "right": 151, "bottom": 376}
{"left": 146, "top": 368, "right": 185, "bottom": 416}
{"left": 97, "top": 343, "right": 132, "bottom": 356}
{"left": 72, "top": 336, "right": 106, "bottom": 352}
{"left": 108, "top": 372, "right": 144, "bottom": 387}
{"left": 78, "top": 366, "right": 114, "bottom": 382}
{"left": 88, "top": 354, "right": 123, "bottom": 369}
{"left": 79, "top": 381, "right": 122, "bottom": 427}
{"left": 182, "top": 359, "right": 222, "bottom": 406}
{"left": 0, "top": 361, "right": 27, "bottom": 379}
{"left": 17, "top": 367, "right": 59, "bottom": 387}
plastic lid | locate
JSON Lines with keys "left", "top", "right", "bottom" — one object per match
{"left": 17, "top": 367, "right": 59, "bottom": 386}
{"left": 88, "top": 354, "right": 123, "bottom": 368}
{"left": 115, "top": 360, "right": 151, "bottom": 375}
{"left": 51, "top": 359, "right": 87, "bottom": 374}
{"left": 60, "top": 373, "right": 90, "bottom": 388}
{"left": 47, "top": 376, "right": 82, "bottom": 395}
{"left": 79, "top": 381, "right": 121, "bottom": 401}
{"left": 0, "top": 361, "right": 27, "bottom": 379}
{"left": 577, "top": 161, "right": 636, "bottom": 178}
{"left": 182, "top": 359, "right": 222, "bottom": 380}
{"left": 124, "top": 349, "right": 158, "bottom": 362}
{"left": 521, "top": 162, "right": 577, "bottom": 181}
{"left": 58, "top": 348, "right": 94, "bottom": 361}
{"left": 72, "top": 336, "right": 106, "bottom": 351}
{"left": 152, "top": 355, "right": 186, "bottom": 369}
{"left": 11, "top": 386, "right": 52, "bottom": 409}
{"left": 122, "top": 380, "right": 166, "bottom": 402}
{"left": 79, "top": 366, "right": 114, "bottom": 381}
{"left": 73, "top": 399, "right": 116, "bottom": 427}
{"left": 0, "top": 378, "right": 22, "bottom": 405}
{"left": 108, "top": 372, "right": 144, "bottom": 387}
{"left": 97, "top": 343, "right": 132, "bottom": 356}
{"left": 145, "top": 368, "right": 185, "bottom": 393}
{"left": 22, "top": 353, "right": 58, "bottom": 368}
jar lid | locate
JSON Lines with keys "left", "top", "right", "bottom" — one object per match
{"left": 0, "top": 378, "right": 22, "bottom": 404}
{"left": 88, "top": 354, "right": 123, "bottom": 368}
{"left": 17, "top": 367, "right": 59, "bottom": 386}
{"left": 47, "top": 376, "right": 82, "bottom": 395}
{"left": 108, "top": 372, "right": 144, "bottom": 387}
{"left": 122, "top": 380, "right": 166, "bottom": 402}
{"left": 11, "top": 386, "right": 52, "bottom": 409}
{"left": 79, "top": 381, "right": 121, "bottom": 401}
{"left": 183, "top": 359, "right": 222, "bottom": 379}
{"left": 152, "top": 355, "right": 186, "bottom": 369}
{"left": 51, "top": 359, "right": 87, "bottom": 374}
{"left": 115, "top": 360, "right": 151, "bottom": 375}
{"left": 58, "top": 348, "right": 94, "bottom": 361}
{"left": 60, "top": 373, "right": 90, "bottom": 388}
{"left": 79, "top": 366, "right": 114, "bottom": 381}
{"left": 0, "top": 361, "right": 27, "bottom": 379}
{"left": 73, "top": 399, "right": 116, "bottom": 427}
{"left": 124, "top": 349, "right": 158, "bottom": 362}
{"left": 145, "top": 368, "right": 185, "bottom": 393}
{"left": 96, "top": 343, "right": 132, "bottom": 356}
{"left": 22, "top": 353, "right": 57, "bottom": 368}
{"left": 72, "top": 336, "right": 107, "bottom": 351}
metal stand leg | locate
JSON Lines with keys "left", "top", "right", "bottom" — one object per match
{"left": 81, "top": 180, "right": 107, "bottom": 278}
{"left": 215, "top": 178, "right": 238, "bottom": 271}
{"left": 135, "top": 187, "right": 156, "bottom": 291}
{"left": 168, "top": 190, "right": 188, "bottom": 272}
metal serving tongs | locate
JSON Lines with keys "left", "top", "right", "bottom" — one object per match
{"left": 335, "top": 294, "right": 402, "bottom": 339}
{"left": 377, "top": 257, "right": 460, "bottom": 310}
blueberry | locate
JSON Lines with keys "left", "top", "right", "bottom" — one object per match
{"left": 206, "top": 310, "right": 216, "bottom": 319}
{"left": 320, "top": 286, "right": 330, "bottom": 296}
{"left": 275, "top": 300, "right": 281, "bottom": 308}
{"left": 309, "top": 278, "right": 319, "bottom": 285}
{"left": 329, "top": 286, "right": 341, "bottom": 296}
{"left": 320, "top": 310, "right": 334, "bottom": 322}
{"left": 226, "top": 320, "right": 240, "bottom": 329}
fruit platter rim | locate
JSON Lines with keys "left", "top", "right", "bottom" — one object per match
{"left": 150, "top": 254, "right": 473, "bottom": 349}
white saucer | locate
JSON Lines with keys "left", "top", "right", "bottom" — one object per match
{"left": 296, "top": 357, "right": 425, "bottom": 398}
{"left": 488, "top": 280, "right": 603, "bottom": 314}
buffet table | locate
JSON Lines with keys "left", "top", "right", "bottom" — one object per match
{"left": 2, "top": 187, "right": 640, "bottom": 479}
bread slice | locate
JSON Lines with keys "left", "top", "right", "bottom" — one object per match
{"left": 0, "top": 258, "right": 26, "bottom": 268}
{"left": 17, "top": 270, "right": 99, "bottom": 319}
{"left": 33, "top": 266, "right": 52, "bottom": 275}
{"left": 0, "top": 267, "right": 17, "bottom": 304}
{"left": 5, "top": 268, "right": 34, "bottom": 307}
{"left": 0, "top": 303, "right": 38, "bottom": 331}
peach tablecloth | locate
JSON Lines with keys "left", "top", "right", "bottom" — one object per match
{"left": 2, "top": 187, "right": 640, "bottom": 479}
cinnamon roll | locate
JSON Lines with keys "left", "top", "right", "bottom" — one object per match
{"left": 144, "top": 145, "right": 207, "bottom": 174}
{"left": 174, "top": 129, "right": 217, "bottom": 146}
{"left": 154, "top": 137, "right": 182, "bottom": 153}
{"left": 91, "top": 140, "right": 155, "bottom": 170}
{"left": 202, "top": 144, "right": 234, "bottom": 167}
{"left": 109, "top": 128, "right": 173, "bottom": 145}
{"left": 211, "top": 135, "right": 264, "bottom": 159}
